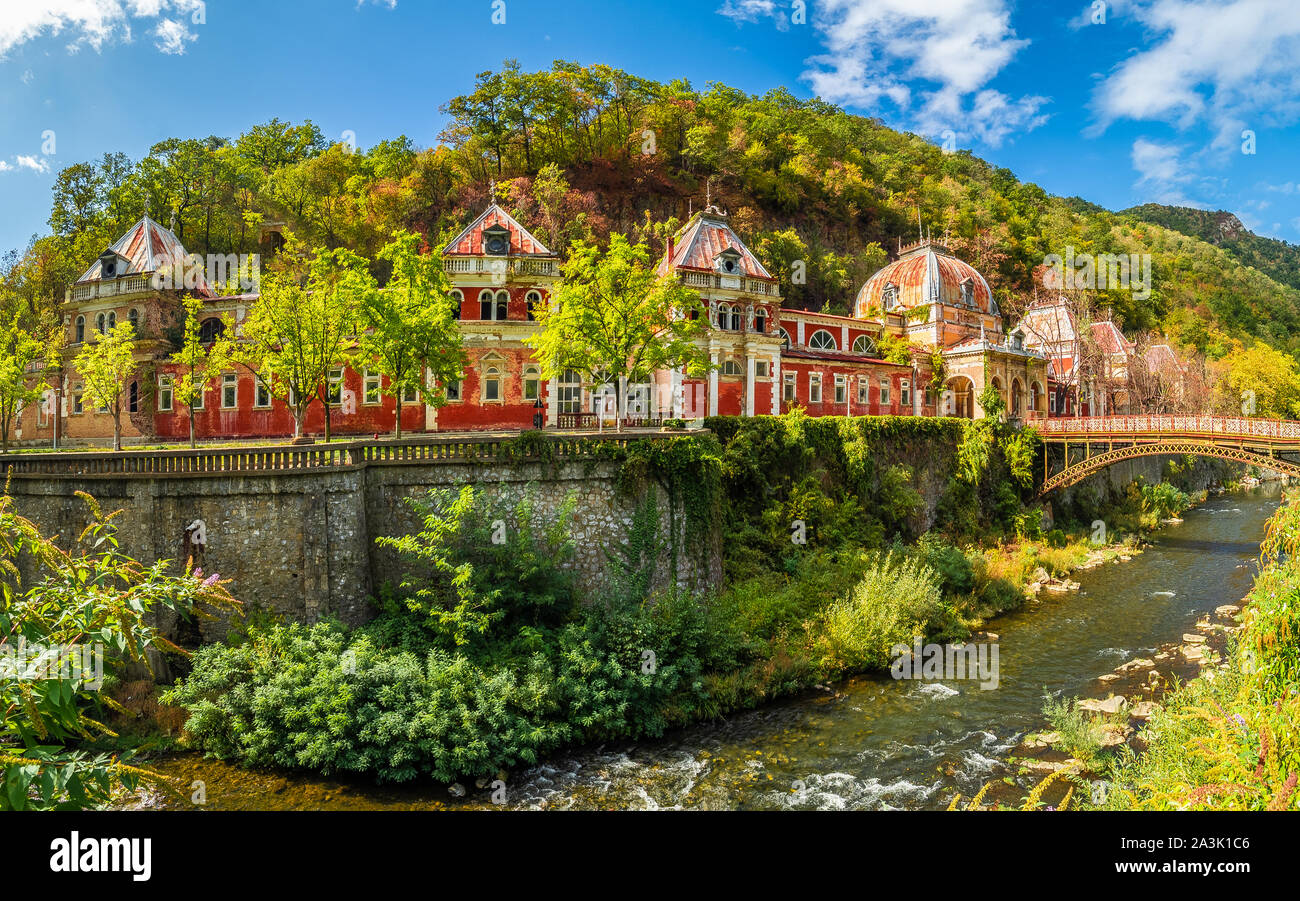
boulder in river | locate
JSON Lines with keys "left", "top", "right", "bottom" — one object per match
{"left": 1182, "top": 633, "right": 1206, "bottom": 645}
{"left": 1078, "top": 696, "right": 1127, "bottom": 715}
{"left": 1131, "top": 701, "right": 1159, "bottom": 720}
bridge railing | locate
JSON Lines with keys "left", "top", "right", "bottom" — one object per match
{"left": 1036, "top": 415, "right": 1300, "bottom": 441}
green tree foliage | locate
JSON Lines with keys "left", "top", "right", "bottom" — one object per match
{"left": 72, "top": 320, "right": 137, "bottom": 450}
{"left": 1, "top": 491, "right": 238, "bottom": 809}
{"left": 526, "top": 232, "right": 710, "bottom": 429}
{"left": 170, "top": 295, "right": 235, "bottom": 448}
{"left": 357, "top": 231, "right": 467, "bottom": 438}
{"left": 0, "top": 315, "right": 54, "bottom": 452}
{"left": 239, "top": 240, "right": 368, "bottom": 439}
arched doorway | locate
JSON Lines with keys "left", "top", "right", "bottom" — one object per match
{"left": 944, "top": 376, "right": 975, "bottom": 418}
{"left": 1011, "top": 378, "right": 1023, "bottom": 418}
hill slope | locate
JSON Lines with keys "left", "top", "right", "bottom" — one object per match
{"left": 1122, "top": 203, "right": 1300, "bottom": 293}
{"left": 4, "top": 61, "right": 1300, "bottom": 362}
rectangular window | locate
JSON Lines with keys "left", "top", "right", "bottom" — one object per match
{"left": 402, "top": 383, "right": 420, "bottom": 404}
{"left": 221, "top": 373, "right": 238, "bottom": 409}
{"left": 755, "top": 360, "right": 770, "bottom": 378}
{"left": 809, "top": 374, "right": 822, "bottom": 404}
{"left": 879, "top": 379, "right": 891, "bottom": 406}
{"left": 363, "top": 370, "right": 382, "bottom": 405}
{"left": 445, "top": 381, "right": 462, "bottom": 402}
{"left": 900, "top": 379, "right": 911, "bottom": 408}
{"left": 483, "top": 369, "right": 501, "bottom": 402}
{"left": 327, "top": 368, "right": 344, "bottom": 406}
{"left": 783, "top": 372, "right": 796, "bottom": 402}
{"left": 524, "top": 369, "right": 540, "bottom": 401}
{"left": 834, "top": 374, "right": 847, "bottom": 404}
{"left": 255, "top": 379, "right": 272, "bottom": 409}
{"left": 925, "top": 388, "right": 935, "bottom": 408}
{"left": 158, "top": 378, "right": 173, "bottom": 412}
{"left": 1049, "top": 392, "right": 1057, "bottom": 414}
{"left": 193, "top": 382, "right": 205, "bottom": 410}
{"left": 857, "top": 377, "right": 869, "bottom": 405}
{"left": 72, "top": 385, "right": 84, "bottom": 415}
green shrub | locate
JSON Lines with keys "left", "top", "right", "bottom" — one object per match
{"left": 820, "top": 552, "right": 951, "bottom": 671}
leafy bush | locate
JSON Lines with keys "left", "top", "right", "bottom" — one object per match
{"left": 2, "top": 491, "right": 238, "bottom": 809}
{"left": 820, "top": 552, "right": 951, "bottom": 671}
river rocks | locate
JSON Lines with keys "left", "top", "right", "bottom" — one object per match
{"left": 1131, "top": 701, "right": 1160, "bottom": 720}
{"left": 448, "top": 783, "right": 466, "bottom": 798}
{"left": 1099, "top": 723, "right": 1133, "bottom": 748}
{"left": 1097, "top": 673, "right": 1120, "bottom": 684}
{"left": 1182, "top": 633, "right": 1206, "bottom": 645}
{"left": 1116, "top": 658, "right": 1155, "bottom": 673}
{"left": 1078, "top": 695, "right": 1128, "bottom": 715}
{"left": 1182, "top": 645, "right": 1205, "bottom": 662}
{"left": 1215, "top": 604, "right": 1241, "bottom": 618}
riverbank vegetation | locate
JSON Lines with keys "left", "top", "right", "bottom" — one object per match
{"left": 159, "top": 414, "right": 1212, "bottom": 787}
{"left": 0, "top": 491, "right": 237, "bottom": 809}
{"left": 1099, "top": 492, "right": 1300, "bottom": 810}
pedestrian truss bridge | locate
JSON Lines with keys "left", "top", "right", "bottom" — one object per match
{"left": 1035, "top": 415, "right": 1300, "bottom": 494}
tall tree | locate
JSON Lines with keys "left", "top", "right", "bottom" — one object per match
{"left": 170, "top": 295, "right": 236, "bottom": 448}
{"left": 72, "top": 320, "right": 138, "bottom": 450}
{"left": 527, "top": 232, "right": 710, "bottom": 430}
{"left": 357, "top": 231, "right": 467, "bottom": 439}
{"left": 0, "top": 315, "right": 54, "bottom": 452}
{"left": 239, "top": 241, "right": 364, "bottom": 441}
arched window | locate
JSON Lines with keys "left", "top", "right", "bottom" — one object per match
{"left": 777, "top": 328, "right": 791, "bottom": 349}
{"left": 483, "top": 366, "right": 502, "bottom": 402}
{"left": 754, "top": 309, "right": 767, "bottom": 334}
{"left": 496, "top": 290, "right": 509, "bottom": 322}
{"left": 808, "top": 329, "right": 837, "bottom": 351}
{"left": 883, "top": 283, "right": 899, "bottom": 311}
{"left": 721, "top": 359, "right": 743, "bottom": 376}
{"left": 1030, "top": 381, "right": 1041, "bottom": 413}
{"left": 717, "top": 303, "right": 732, "bottom": 330}
{"left": 852, "top": 334, "right": 876, "bottom": 355}
{"left": 526, "top": 290, "right": 542, "bottom": 322}
{"left": 479, "top": 289, "right": 495, "bottom": 320}
{"left": 75, "top": 316, "right": 85, "bottom": 343}
{"left": 128, "top": 308, "right": 139, "bottom": 332}
{"left": 199, "top": 318, "right": 225, "bottom": 344}
{"left": 523, "top": 365, "right": 541, "bottom": 401}
{"left": 107, "top": 311, "right": 116, "bottom": 331}
{"left": 450, "top": 289, "right": 463, "bottom": 320}
{"left": 95, "top": 313, "right": 106, "bottom": 335}
{"left": 128, "top": 381, "right": 139, "bottom": 413}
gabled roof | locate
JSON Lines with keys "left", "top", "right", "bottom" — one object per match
{"left": 442, "top": 203, "right": 553, "bottom": 256}
{"left": 76, "top": 216, "right": 198, "bottom": 284}
{"left": 1090, "top": 320, "right": 1134, "bottom": 356}
{"left": 657, "top": 207, "right": 774, "bottom": 280}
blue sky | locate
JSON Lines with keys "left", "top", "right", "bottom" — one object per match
{"left": 2, "top": 0, "right": 1299, "bottom": 258}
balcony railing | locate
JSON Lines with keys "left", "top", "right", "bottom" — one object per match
{"left": 443, "top": 258, "right": 559, "bottom": 277}
{"left": 677, "top": 271, "right": 779, "bottom": 296}
{"left": 67, "top": 276, "right": 153, "bottom": 303}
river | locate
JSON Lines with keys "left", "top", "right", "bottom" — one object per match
{"left": 132, "top": 484, "right": 1280, "bottom": 811}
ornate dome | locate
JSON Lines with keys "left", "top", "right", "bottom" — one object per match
{"left": 853, "top": 240, "right": 998, "bottom": 319}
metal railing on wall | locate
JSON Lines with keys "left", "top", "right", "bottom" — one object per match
{"left": 0, "top": 431, "right": 678, "bottom": 478}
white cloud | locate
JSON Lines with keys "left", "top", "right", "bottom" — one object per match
{"left": 1068, "top": 0, "right": 1139, "bottom": 28}
{"left": 0, "top": 161, "right": 12, "bottom": 172}
{"left": 1092, "top": 0, "right": 1300, "bottom": 149}
{"left": 152, "top": 17, "right": 193, "bottom": 54}
{"left": 1130, "top": 137, "right": 1205, "bottom": 204}
{"left": 719, "top": 0, "right": 790, "bottom": 30}
{"left": 0, "top": 1, "right": 204, "bottom": 59}
{"left": 791, "top": 0, "right": 1049, "bottom": 147}
{"left": 15, "top": 155, "right": 51, "bottom": 173}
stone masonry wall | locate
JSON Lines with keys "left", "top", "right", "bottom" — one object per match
{"left": 4, "top": 460, "right": 721, "bottom": 642}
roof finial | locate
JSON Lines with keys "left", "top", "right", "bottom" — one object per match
{"left": 706, "top": 176, "right": 712, "bottom": 210}
{"left": 488, "top": 179, "right": 497, "bottom": 203}
{"left": 169, "top": 206, "right": 177, "bottom": 233}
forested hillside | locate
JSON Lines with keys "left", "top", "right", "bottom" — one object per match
{"left": 1122, "top": 203, "right": 1300, "bottom": 293}
{"left": 3, "top": 60, "right": 1299, "bottom": 362}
